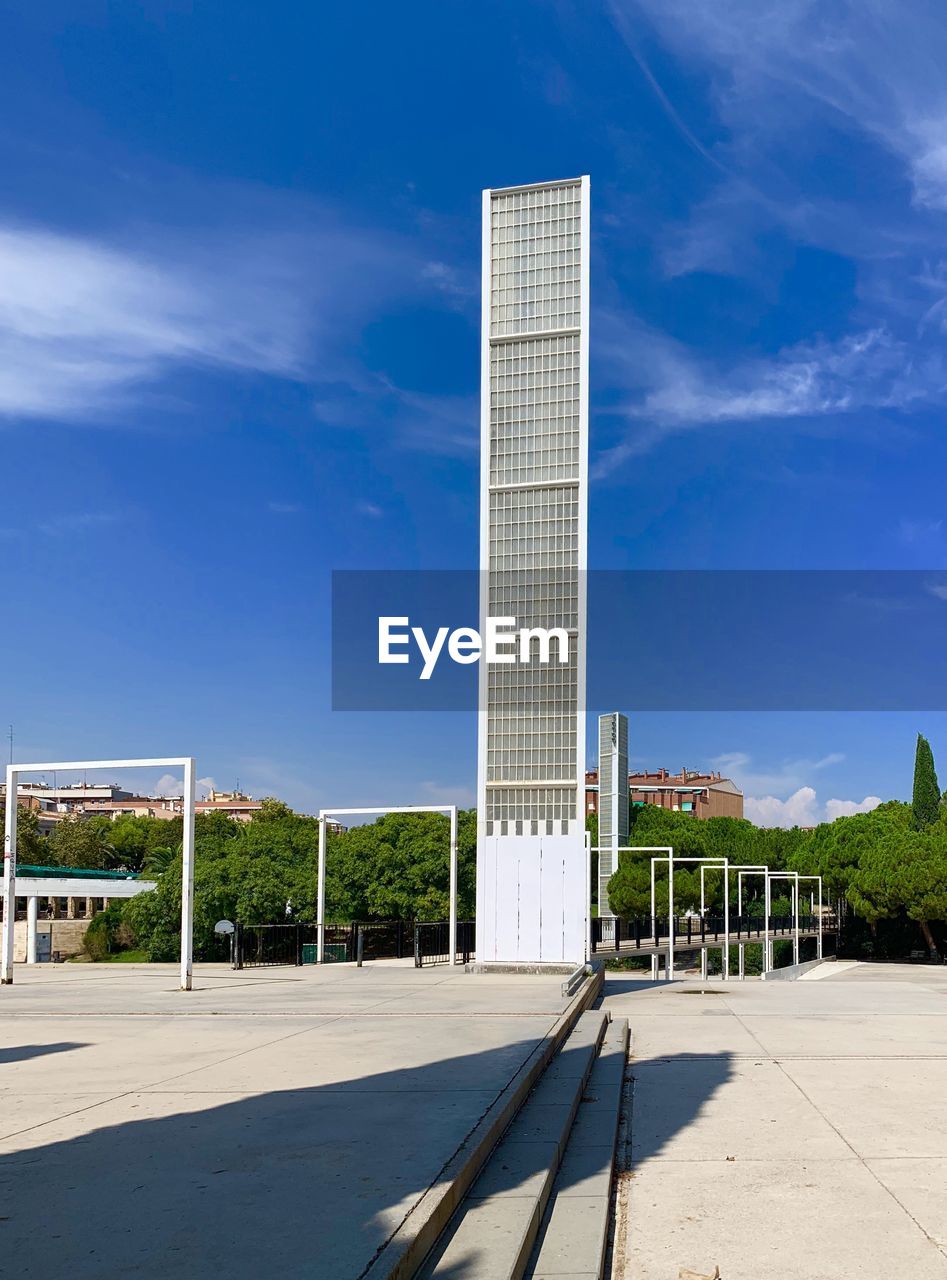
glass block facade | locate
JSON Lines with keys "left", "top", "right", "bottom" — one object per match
{"left": 479, "top": 178, "right": 588, "bottom": 839}
{"left": 597, "top": 712, "right": 629, "bottom": 918}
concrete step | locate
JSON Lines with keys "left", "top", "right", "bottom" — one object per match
{"left": 418, "top": 1009, "right": 609, "bottom": 1280}
{"left": 525, "top": 1016, "right": 629, "bottom": 1280}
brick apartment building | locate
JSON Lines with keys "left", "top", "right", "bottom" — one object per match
{"left": 585, "top": 767, "right": 744, "bottom": 821}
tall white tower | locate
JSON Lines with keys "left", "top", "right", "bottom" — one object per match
{"left": 475, "top": 176, "right": 590, "bottom": 965}
{"left": 597, "top": 711, "right": 629, "bottom": 918}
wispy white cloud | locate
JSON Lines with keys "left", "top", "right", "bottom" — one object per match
{"left": 0, "top": 222, "right": 308, "bottom": 418}
{"left": 592, "top": 314, "right": 941, "bottom": 472}
{"left": 356, "top": 501, "right": 384, "bottom": 519}
{"left": 718, "top": 747, "right": 879, "bottom": 827}
{"left": 154, "top": 773, "right": 215, "bottom": 800}
{"left": 824, "top": 795, "right": 883, "bottom": 821}
{"left": 745, "top": 785, "right": 881, "bottom": 828}
{"left": 745, "top": 786, "right": 820, "bottom": 828}
{"left": 418, "top": 780, "right": 477, "bottom": 808}
{"left": 610, "top": 0, "right": 947, "bottom": 210}
{"left": 713, "top": 749, "right": 844, "bottom": 798}
{"left": 36, "top": 510, "right": 126, "bottom": 537}
{"left": 0, "top": 199, "right": 473, "bottom": 458}
{"left": 267, "top": 501, "right": 302, "bottom": 515}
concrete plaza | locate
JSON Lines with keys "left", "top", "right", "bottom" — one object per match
{"left": 0, "top": 961, "right": 572, "bottom": 1278}
{"left": 608, "top": 961, "right": 947, "bottom": 1280}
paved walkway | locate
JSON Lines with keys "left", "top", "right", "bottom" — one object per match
{"left": 0, "top": 961, "right": 571, "bottom": 1278}
{"left": 606, "top": 961, "right": 947, "bottom": 1280}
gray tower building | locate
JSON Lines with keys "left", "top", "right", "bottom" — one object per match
{"left": 597, "top": 711, "right": 629, "bottom": 918}
{"left": 475, "top": 176, "right": 590, "bottom": 965}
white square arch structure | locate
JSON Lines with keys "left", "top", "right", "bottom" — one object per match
{"left": 3, "top": 757, "right": 197, "bottom": 990}
{"left": 318, "top": 806, "right": 458, "bottom": 965}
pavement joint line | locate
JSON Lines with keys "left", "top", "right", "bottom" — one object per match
{"left": 633, "top": 1054, "right": 947, "bottom": 1062}
{"left": 727, "top": 1002, "right": 947, "bottom": 1265}
{"left": 0, "top": 1011, "right": 567, "bottom": 1019}
{"left": 630, "top": 1155, "right": 947, "bottom": 1164}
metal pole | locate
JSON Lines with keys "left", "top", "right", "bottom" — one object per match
{"left": 356, "top": 928, "right": 364, "bottom": 967}
{"left": 650, "top": 857, "right": 656, "bottom": 943}
{"left": 448, "top": 806, "right": 458, "bottom": 968}
{"left": 1, "top": 767, "right": 17, "bottom": 983}
{"left": 317, "top": 815, "right": 327, "bottom": 964}
{"left": 793, "top": 875, "right": 800, "bottom": 965}
{"left": 817, "top": 876, "right": 823, "bottom": 959}
{"left": 667, "top": 851, "right": 674, "bottom": 981}
{"left": 763, "top": 872, "right": 771, "bottom": 977}
{"left": 722, "top": 859, "right": 730, "bottom": 981}
{"left": 180, "top": 757, "right": 196, "bottom": 991}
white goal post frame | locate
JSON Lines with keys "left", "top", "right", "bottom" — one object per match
{"left": 317, "top": 805, "right": 459, "bottom": 965}
{"left": 3, "top": 757, "right": 197, "bottom": 990}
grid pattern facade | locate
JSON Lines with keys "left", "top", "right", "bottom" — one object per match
{"left": 597, "top": 712, "right": 628, "bottom": 918}
{"left": 489, "top": 335, "right": 580, "bottom": 487}
{"left": 489, "top": 185, "right": 581, "bottom": 338}
{"left": 480, "top": 179, "right": 587, "bottom": 836}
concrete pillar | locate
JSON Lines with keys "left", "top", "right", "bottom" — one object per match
{"left": 85, "top": 897, "right": 93, "bottom": 919}
{"left": 26, "top": 897, "right": 38, "bottom": 964}
{"left": 67, "top": 897, "right": 77, "bottom": 920}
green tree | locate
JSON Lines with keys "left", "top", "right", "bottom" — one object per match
{"left": 109, "top": 814, "right": 181, "bottom": 872}
{"left": 142, "top": 843, "right": 180, "bottom": 878}
{"left": 14, "top": 807, "right": 47, "bottom": 862}
{"left": 46, "top": 815, "right": 117, "bottom": 869}
{"left": 912, "top": 733, "right": 940, "bottom": 829}
{"left": 848, "top": 813, "right": 947, "bottom": 958}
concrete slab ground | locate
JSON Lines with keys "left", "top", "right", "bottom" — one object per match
{"left": 0, "top": 961, "right": 572, "bottom": 1278}
{"left": 606, "top": 962, "right": 947, "bottom": 1280}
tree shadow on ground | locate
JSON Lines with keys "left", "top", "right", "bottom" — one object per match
{"left": 0, "top": 1042, "right": 87, "bottom": 1064}
{"left": 630, "top": 1051, "right": 733, "bottom": 1164}
{"left": 0, "top": 1036, "right": 733, "bottom": 1279}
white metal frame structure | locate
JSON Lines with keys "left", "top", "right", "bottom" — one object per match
{"left": 764, "top": 871, "right": 801, "bottom": 968}
{"left": 736, "top": 865, "right": 771, "bottom": 978}
{"left": 797, "top": 874, "right": 824, "bottom": 959}
{"left": 317, "top": 806, "right": 458, "bottom": 965}
{"left": 651, "top": 854, "right": 730, "bottom": 981}
{"left": 476, "top": 175, "right": 590, "bottom": 965}
{"left": 3, "top": 757, "right": 196, "bottom": 989}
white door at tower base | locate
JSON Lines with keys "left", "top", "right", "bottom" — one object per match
{"left": 479, "top": 831, "right": 585, "bottom": 964}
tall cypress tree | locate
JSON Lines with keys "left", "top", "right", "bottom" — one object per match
{"left": 912, "top": 733, "right": 940, "bottom": 829}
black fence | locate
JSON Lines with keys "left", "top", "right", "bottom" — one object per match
{"left": 591, "top": 913, "right": 836, "bottom": 954}
{"left": 414, "top": 921, "right": 475, "bottom": 967}
{"left": 233, "top": 920, "right": 415, "bottom": 968}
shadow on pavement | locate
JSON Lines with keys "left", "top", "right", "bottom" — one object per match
{"left": 0, "top": 1027, "right": 735, "bottom": 1279}
{"left": 0, "top": 1042, "right": 87, "bottom": 1064}
{"left": 630, "top": 1051, "right": 733, "bottom": 1164}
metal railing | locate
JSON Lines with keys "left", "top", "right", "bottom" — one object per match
{"left": 233, "top": 920, "right": 414, "bottom": 968}
{"left": 414, "top": 921, "right": 475, "bottom": 967}
{"left": 591, "top": 913, "right": 836, "bottom": 954}
{"left": 233, "top": 923, "right": 315, "bottom": 967}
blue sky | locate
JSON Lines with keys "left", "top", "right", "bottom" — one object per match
{"left": 3, "top": 1, "right": 947, "bottom": 823}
